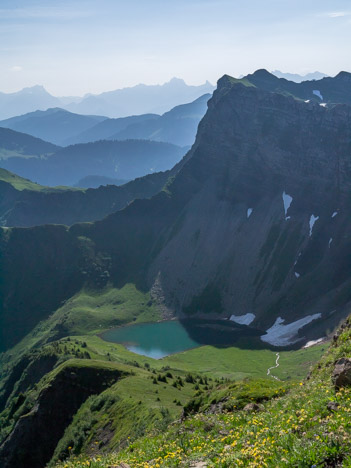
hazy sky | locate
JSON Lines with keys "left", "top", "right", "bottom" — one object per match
{"left": 1, "top": 0, "right": 350, "bottom": 95}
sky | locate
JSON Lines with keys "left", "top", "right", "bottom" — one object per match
{"left": 0, "top": 0, "right": 351, "bottom": 96}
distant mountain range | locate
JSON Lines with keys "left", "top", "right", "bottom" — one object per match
{"left": 104, "top": 94, "right": 210, "bottom": 147}
{"left": 0, "top": 94, "right": 210, "bottom": 147}
{"left": 0, "top": 108, "right": 106, "bottom": 146}
{"left": 0, "top": 129, "right": 185, "bottom": 186}
{"left": 0, "top": 93, "right": 207, "bottom": 186}
{"left": 271, "top": 70, "right": 329, "bottom": 82}
{"left": 0, "top": 78, "right": 215, "bottom": 120}
{"left": 0, "top": 85, "right": 61, "bottom": 120}
{"left": 64, "top": 114, "right": 159, "bottom": 146}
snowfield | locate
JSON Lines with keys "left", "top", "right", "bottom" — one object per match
{"left": 261, "top": 314, "right": 321, "bottom": 346}
{"left": 230, "top": 313, "right": 255, "bottom": 326}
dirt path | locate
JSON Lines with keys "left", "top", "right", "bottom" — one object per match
{"left": 267, "top": 352, "right": 281, "bottom": 381}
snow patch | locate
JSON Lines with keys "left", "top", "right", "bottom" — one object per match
{"left": 260, "top": 314, "right": 321, "bottom": 346}
{"left": 295, "top": 272, "right": 300, "bottom": 278}
{"left": 230, "top": 313, "right": 255, "bottom": 326}
{"left": 309, "top": 215, "right": 319, "bottom": 236}
{"left": 332, "top": 211, "right": 338, "bottom": 218}
{"left": 293, "top": 252, "right": 302, "bottom": 267}
{"left": 304, "top": 100, "right": 310, "bottom": 103}
{"left": 313, "top": 90, "right": 323, "bottom": 100}
{"left": 282, "top": 192, "right": 292, "bottom": 219}
{"left": 320, "top": 103, "right": 327, "bottom": 107}
{"left": 329, "top": 238, "right": 333, "bottom": 248}
{"left": 247, "top": 208, "right": 253, "bottom": 218}
{"left": 303, "top": 338, "right": 324, "bottom": 349}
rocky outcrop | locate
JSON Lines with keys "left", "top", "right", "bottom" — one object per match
{"left": 243, "top": 403, "right": 263, "bottom": 412}
{"left": 0, "top": 361, "right": 128, "bottom": 468}
{"left": 332, "top": 358, "right": 351, "bottom": 389}
{"left": 327, "top": 401, "right": 339, "bottom": 412}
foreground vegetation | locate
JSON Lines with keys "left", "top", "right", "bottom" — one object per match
{"left": 54, "top": 319, "right": 351, "bottom": 468}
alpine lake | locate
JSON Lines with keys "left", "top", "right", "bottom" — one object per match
{"left": 101, "top": 319, "right": 262, "bottom": 359}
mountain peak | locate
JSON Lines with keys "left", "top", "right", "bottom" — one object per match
{"left": 165, "top": 77, "right": 186, "bottom": 87}
{"left": 335, "top": 71, "right": 351, "bottom": 82}
{"left": 251, "top": 69, "right": 277, "bottom": 79}
{"left": 19, "top": 85, "right": 49, "bottom": 95}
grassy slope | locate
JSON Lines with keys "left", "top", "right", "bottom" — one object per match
{"left": 49, "top": 365, "right": 196, "bottom": 466}
{"left": 164, "top": 344, "right": 326, "bottom": 381}
{"left": 43, "top": 335, "right": 324, "bottom": 382}
{"left": 0, "top": 283, "right": 161, "bottom": 373}
{"left": 0, "top": 168, "right": 82, "bottom": 192}
{"left": 0, "top": 168, "right": 47, "bottom": 191}
{"left": 56, "top": 317, "right": 351, "bottom": 468}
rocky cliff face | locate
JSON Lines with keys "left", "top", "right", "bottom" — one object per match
{"left": 144, "top": 78, "right": 351, "bottom": 336}
{"left": 2, "top": 75, "right": 351, "bottom": 350}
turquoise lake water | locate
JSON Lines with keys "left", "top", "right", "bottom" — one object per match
{"left": 101, "top": 321, "right": 200, "bottom": 359}
{"left": 101, "top": 319, "right": 260, "bottom": 359}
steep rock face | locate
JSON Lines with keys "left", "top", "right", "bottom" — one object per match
{"left": 0, "top": 362, "right": 127, "bottom": 468}
{"left": 74, "top": 78, "right": 351, "bottom": 338}
{"left": 142, "top": 79, "right": 351, "bottom": 333}
{"left": 2, "top": 77, "right": 351, "bottom": 350}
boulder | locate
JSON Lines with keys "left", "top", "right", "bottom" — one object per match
{"left": 332, "top": 358, "right": 351, "bottom": 388}
{"left": 327, "top": 401, "right": 339, "bottom": 412}
{"left": 243, "top": 403, "right": 263, "bottom": 412}
{"left": 109, "top": 464, "right": 130, "bottom": 468}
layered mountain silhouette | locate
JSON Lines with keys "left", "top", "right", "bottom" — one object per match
{"left": 64, "top": 78, "right": 215, "bottom": 117}
{"left": 64, "top": 114, "right": 159, "bottom": 146}
{"left": 0, "top": 94, "right": 210, "bottom": 148}
{"left": 0, "top": 108, "right": 106, "bottom": 146}
{"left": 0, "top": 85, "right": 61, "bottom": 120}
{"left": 0, "top": 139, "right": 185, "bottom": 186}
{"left": 0, "top": 78, "right": 215, "bottom": 120}
{"left": 104, "top": 94, "right": 210, "bottom": 147}
{"left": 2, "top": 70, "right": 351, "bottom": 351}
{"left": 271, "top": 70, "right": 329, "bottom": 82}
